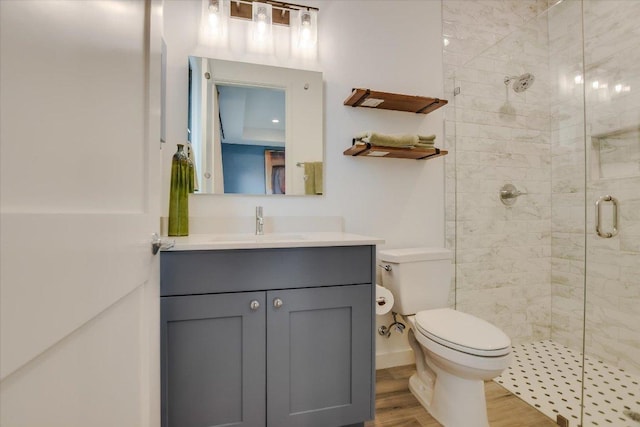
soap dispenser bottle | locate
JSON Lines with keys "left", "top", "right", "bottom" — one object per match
{"left": 168, "top": 144, "right": 194, "bottom": 236}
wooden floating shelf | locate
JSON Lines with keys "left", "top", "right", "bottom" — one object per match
{"left": 344, "top": 142, "right": 448, "bottom": 160}
{"left": 344, "top": 88, "right": 448, "bottom": 114}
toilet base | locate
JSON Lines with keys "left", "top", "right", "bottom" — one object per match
{"left": 408, "top": 373, "right": 434, "bottom": 415}
{"left": 408, "top": 364, "right": 490, "bottom": 427}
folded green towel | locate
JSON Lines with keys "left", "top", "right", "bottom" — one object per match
{"left": 415, "top": 142, "right": 436, "bottom": 148}
{"left": 355, "top": 132, "right": 419, "bottom": 147}
{"left": 418, "top": 134, "right": 436, "bottom": 142}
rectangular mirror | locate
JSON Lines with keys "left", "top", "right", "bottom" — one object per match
{"left": 188, "top": 57, "right": 323, "bottom": 196}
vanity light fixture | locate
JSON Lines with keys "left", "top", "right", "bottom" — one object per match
{"left": 202, "top": 0, "right": 319, "bottom": 51}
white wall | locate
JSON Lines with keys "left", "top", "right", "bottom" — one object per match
{"left": 163, "top": 0, "right": 445, "bottom": 367}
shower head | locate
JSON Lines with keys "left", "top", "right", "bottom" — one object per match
{"left": 504, "top": 73, "right": 535, "bottom": 93}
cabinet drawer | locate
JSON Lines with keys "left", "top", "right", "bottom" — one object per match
{"left": 160, "top": 245, "right": 374, "bottom": 296}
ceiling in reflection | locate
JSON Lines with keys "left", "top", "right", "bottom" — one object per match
{"left": 217, "top": 85, "right": 285, "bottom": 147}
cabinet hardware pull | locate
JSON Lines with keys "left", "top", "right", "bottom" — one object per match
{"left": 273, "top": 298, "right": 283, "bottom": 309}
{"left": 249, "top": 300, "right": 260, "bottom": 311}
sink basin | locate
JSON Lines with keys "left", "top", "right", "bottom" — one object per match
{"left": 207, "top": 233, "right": 307, "bottom": 242}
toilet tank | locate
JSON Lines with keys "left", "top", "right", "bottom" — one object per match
{"left": 378, "top": 247, "right": 452, "bottom": 315}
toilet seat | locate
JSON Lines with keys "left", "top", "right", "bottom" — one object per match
{"left": 414, "top": 308, "right": 510, "bottom": 357}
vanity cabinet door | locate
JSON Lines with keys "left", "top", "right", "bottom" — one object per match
{"left": 161, "top": 292, "right": 266, "bottom": 427}
{"left": 266, "top": 284, "right": 373, "bottom": 427}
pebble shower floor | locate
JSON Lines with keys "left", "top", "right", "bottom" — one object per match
{"left": 495, "top": 340, "right": 640, "bottom": 427}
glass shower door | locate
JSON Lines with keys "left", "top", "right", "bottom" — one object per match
{"left": 582, "top": 1, "right": 640, "bottom": 426}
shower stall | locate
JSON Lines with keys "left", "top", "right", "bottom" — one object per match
{"left": 445, "top": 0, "right": 640, "bottom": 425}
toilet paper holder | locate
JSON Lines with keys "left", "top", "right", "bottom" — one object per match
{"left": 376, "top": 265, "right": 392, "bottom": 308}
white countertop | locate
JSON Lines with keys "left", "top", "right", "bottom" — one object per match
{"left": 163, "top": 232, "right": 385, "bottom": 251}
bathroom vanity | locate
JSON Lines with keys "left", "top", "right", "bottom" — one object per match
{"left": 160, "top": 233, "right": 382, "bottom": 427}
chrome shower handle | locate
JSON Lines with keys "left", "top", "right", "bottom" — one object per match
{"left": 500, "top": 189, "right": 527, "bottom": 199}
{"left": 499, "top": 183, "right": 527, "bottom": 206}
{"left": 595, "top": 195, "right": 618, "bottom": 238}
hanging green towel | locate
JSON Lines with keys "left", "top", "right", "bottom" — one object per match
{"left": 313, "top": 162, "right": 323, "bottom": 195}
{"left": 304, "top": 163, "right": 315, "bottom": 195}
{"left": 168, "top": 144, "right": 194, "bottom": 236}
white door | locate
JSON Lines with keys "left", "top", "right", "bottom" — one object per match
{"left": 0, "top": 1, "right": 162, "bottom": 426}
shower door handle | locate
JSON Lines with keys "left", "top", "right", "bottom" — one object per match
{"left": 595, "top": 195, "right": 618, "bottom": 238}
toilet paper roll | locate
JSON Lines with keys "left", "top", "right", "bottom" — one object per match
{"left": 375, "top": 284, "right": 394, "bottom": 315}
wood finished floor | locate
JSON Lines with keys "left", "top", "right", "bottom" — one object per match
{"left": 366, "top": 364, "right": 557, "bottom": 427}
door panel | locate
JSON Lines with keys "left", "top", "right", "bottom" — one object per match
{"left": 0, "top": 0, "right": 162, "bottom": 425}
{"left": 267, "top": 285, "right": 373, "bottom": 427}
{"left": 583, "top": 2, "right": 640, "bottom": 424}
{"left": 162, "top": 292, "right": 266, "bottom": 427}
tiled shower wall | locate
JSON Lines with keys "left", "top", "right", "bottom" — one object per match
{"left": 443, "top": 0, "right": 553, "bottom": 345}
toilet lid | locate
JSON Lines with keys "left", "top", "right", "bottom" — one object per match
{"left": 415, "top": 308, "right": 511, "bottom": 357}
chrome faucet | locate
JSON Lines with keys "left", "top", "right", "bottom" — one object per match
{"left": 255, "top": 206, "right": 264, "bottom": 235}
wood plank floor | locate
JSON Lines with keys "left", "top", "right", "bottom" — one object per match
{"left": 366, "top": 364, "right": 558, "bottom": 427}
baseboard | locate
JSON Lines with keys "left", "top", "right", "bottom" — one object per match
{"left": 375, "top": 349, "right": 415, "bottom": 370}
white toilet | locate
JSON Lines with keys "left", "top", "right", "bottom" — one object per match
{"left": 379, "top": 247, "right": 511, "bottom": 427}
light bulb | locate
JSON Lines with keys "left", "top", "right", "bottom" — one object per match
{"left": 301, "top": 11, "right": 311, "bottom": 26}
{"left": 208, "top": 12, "right": 219, "bottom": 27}
{"left": 592, "top": 80, "right": 599, "bottom": 89}
{"left": 257, "top": 6, "right": 267, "bottom": 21}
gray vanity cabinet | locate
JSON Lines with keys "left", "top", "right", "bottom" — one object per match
{"left": 161, "top": 246, "right": 375, "bottom": 427}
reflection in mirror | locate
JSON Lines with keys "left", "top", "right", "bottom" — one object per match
{"left": 218, "top": 85, "right": 285, "bottom": 194}
{"left": 188, "top": 57, "right": 323, "bottom": 196}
